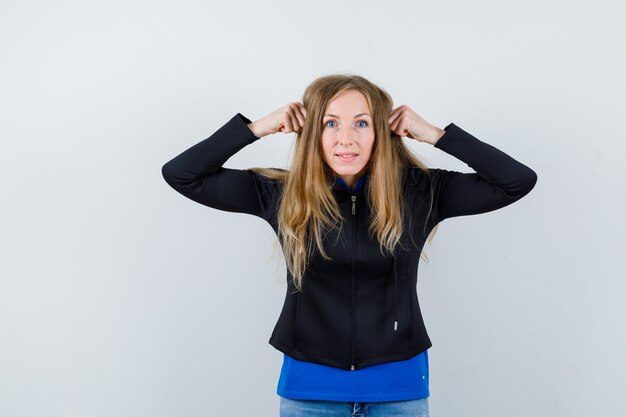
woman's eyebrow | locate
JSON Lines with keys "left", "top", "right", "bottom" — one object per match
{"left": 324, "top": 113, "right": 371, "bottom": 118}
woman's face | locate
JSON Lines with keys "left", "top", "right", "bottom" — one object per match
{"left": 320, "top": 89, "right": 375, "bottom": 190}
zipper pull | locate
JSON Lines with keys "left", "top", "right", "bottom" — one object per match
{"left": 351, "top": 195, "right": 356, "bottom": 215}
{"left": 351, "top": 364, "right": 355, "bottom": 370}
{"left": 394, "top": 321, "right": 398, "bottom": 331}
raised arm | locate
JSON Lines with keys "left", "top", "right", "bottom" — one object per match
{"left": 162, "top": 102, "right": 307, "bottom": 220}
{"left": 428, "top": 122, "right": 538, "bottom": 224}
{"left": 161, "top": 112, "right": 273, "bottom": 219}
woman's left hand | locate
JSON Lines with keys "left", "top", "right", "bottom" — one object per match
{"left": 388, "top": 105, "right": 446, "bottom": 145}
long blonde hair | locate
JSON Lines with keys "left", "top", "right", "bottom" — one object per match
{"left": 250, "top": 73, "right": 439, "bottom": 292}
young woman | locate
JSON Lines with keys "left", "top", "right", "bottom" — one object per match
{"left": 161, "top": 74, "right": 537, "bottom": 417}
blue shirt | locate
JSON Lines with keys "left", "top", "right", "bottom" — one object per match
{"left": 276, "top": 172, "right": 430, "bottom": 402}
{"left": 277, "top": 351, "right": 430, "bottom": 402}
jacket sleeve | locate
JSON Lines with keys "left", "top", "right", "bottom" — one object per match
{"left": 428, "top": 123, "right": 538, "bottom": 225}
{"left": 161, "top": 112, "right": 274, "bottom": 221}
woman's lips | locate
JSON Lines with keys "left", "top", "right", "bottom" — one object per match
{"left": 336, "top": 153, "right": 358, "bottom": 162}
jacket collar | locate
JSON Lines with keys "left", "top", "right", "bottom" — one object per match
{"left": 332, "top": 171, "right": 369, "bottom": 194}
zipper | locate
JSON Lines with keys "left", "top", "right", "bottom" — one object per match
{"left": 350, "top": 194, "right": 356, "bottom": 370}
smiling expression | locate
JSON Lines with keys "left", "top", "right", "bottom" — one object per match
{"left": 320, "top": 89, "right": 375, "bottom": 191}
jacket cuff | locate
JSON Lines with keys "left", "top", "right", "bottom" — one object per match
{"left": 433, "top": 122, "right": 467, "bottom": 151}
{"left": 231, "top": 112, "right": 262, "bottom": 143}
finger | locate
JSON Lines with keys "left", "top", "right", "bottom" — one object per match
{"left": 390, "top": 116, "right": 400, "bottom": 132}
{"left": 285, "top": 105, "right": 298, "bottom": 130}
{"left": 288, "top": 112, "right": 299, "bottom": 132}
{"left": 294, "top": 106, "right": 305, "bottom": 128}
{"left": 394, "top": 119, "right": 405, "bottom": 135}
{"left": 401, "top": 121, "right": 411, "bottom": 137}
{"left": 295, "top": 102, "right": 306, "bottom": 122}
{"left": 389, "top": 108, "right": 401, "bottom": 126}
{"left": 284, "top": 114, "right": 295, "bottom": 133}
{"left": 277, "top": 108, "right": 287, "bottom": 131}
{"left": 400, "top": 123, "right": 409, "bottom": 138}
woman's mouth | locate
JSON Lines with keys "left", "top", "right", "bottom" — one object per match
{"left": 336, "top": 153, "right": 358, "bottom": 162}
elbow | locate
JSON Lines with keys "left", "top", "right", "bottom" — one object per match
{"left": 522, "top": 167, "right": 538, "bottom": 195}
{"left": 509, "top": 167, "right": 538, "bottom": 200}
{"left": 161, "top": 161, "right": 179, "bottom": 189}
{"left": 161, "top": 162, "right": 171, "bottom": 183}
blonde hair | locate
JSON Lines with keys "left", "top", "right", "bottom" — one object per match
{"left": 250, "top": 73, "right": 439, "bottom": 292}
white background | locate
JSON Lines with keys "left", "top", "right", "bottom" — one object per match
{"left": 1, "top": 0, "right": 624, "bottom": 416}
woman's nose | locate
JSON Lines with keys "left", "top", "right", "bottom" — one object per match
{"left": 337, "top": 125, "right": 355, "bottom": 144}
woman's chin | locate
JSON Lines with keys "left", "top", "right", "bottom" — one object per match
{"left": 332, "top": 167, "right": 365, "bottom": 177}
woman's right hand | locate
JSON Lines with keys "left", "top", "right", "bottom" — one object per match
{"left": 247, "top": 102, "right": 307, "bottom": 138}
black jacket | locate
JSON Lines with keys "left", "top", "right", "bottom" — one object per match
{"left": 161, "top": 112, "right": 538, "bottom": 370}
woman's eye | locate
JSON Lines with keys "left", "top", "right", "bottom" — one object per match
{"left": 324, "top": 120, "right": 368, "bottom": 128}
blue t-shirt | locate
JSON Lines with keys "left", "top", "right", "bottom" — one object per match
{"left": 277, "top": 351, "right": 430, "bottom": 402}
{"left": 276, "top": 173, "right": 430, "bottom": 402}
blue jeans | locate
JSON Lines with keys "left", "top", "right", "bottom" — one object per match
{"left": 279, "top": 396, "right": 429, "bottom": 417}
